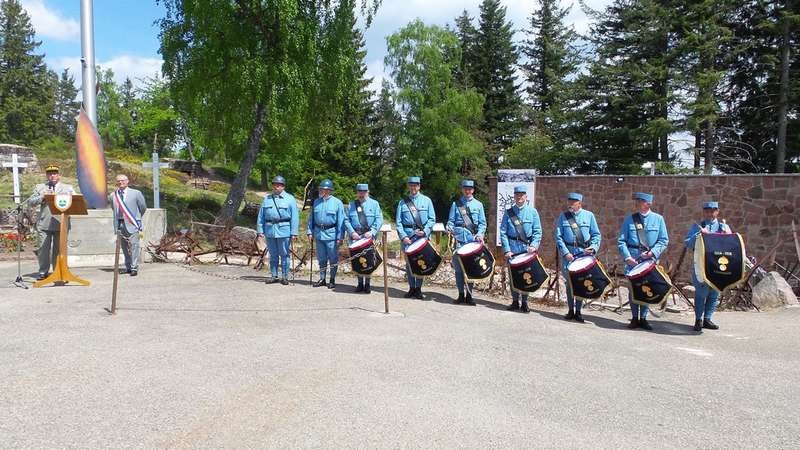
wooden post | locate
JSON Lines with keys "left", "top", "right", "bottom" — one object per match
{"left": 792, "top": 221, "right": 800, "bottom": 263}
{"left": 110, "top": 230, "right": 121, "bottom": 314}
{"left": 382, "top": 230, "right": 390, "bottom": 314}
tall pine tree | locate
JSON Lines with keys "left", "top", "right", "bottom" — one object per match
{"left": 470, "top": 0, "right": 522, "bottom": 168}
{"left": 50, "top": 68, "right": 79, "bottom": 140}
{"left": 516, "top": 0, "right": 581, "bottom": 172}
{"left": 0, "top": 0, "right": 56, "bottom": 145}
{"left": 577, "top": 0, "right": 683, "bottom": 173}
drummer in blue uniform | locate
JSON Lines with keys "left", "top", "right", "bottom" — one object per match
{"left": 554, "top": 192, "right": 601, "bottom": 323}
{"left": 446, "top": 179, "right": 487, "bottom": 305}
{"left": 500, "top": 185, "right": 542, "bottom": 313}
{"left": 306, "top": 179, "right": 346, "bottom": 289}
{"left": 617, "top": 192, "right": 669, "bottom": 330}
{"left": 256, "top": 176, "right": 300, "bottom": 285}
{"left": 344, "top": 183, "right": 384, "bottom": 294}
{"left": 396, "top": 176, "right": 436, "bottom": 300}
{"left": 684, "top": 201, "right": 732, "bottom": 332}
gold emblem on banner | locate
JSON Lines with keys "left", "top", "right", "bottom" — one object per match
{"left": 642, "top": 285, "right": 654, "bottom": 298}
{"left": 417, "top": 259, "right": 427, "bottom": 270}
{"left": 479, "top": 258, "right": 487, "bottom": 270}
{"left": 718, "top": 256, "right": 729, "bottom": 272}
{"left": 523, "top": 272, "right": 533, "bottom": 285}
{"left": 584, "top": 279, "right": 595, "bottom": 292}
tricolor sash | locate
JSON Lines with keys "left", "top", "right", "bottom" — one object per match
{"left": 113, "top": 190, "right": 142, "bottom": 231}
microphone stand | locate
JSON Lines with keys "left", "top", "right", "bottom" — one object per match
{"left": 11, "top": 203, "right": 30, "bottom": 289}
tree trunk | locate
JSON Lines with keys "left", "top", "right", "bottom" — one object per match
{"left": 215, "top": 102, "right": 267, "bottom": 226}
{"left": 694, "top": 130, "right": 702, "bottom": 169}
{"left": 704, "top": 120, "right": 714, "bottom": 174}
{"left": 260, "top": 165, "right": 269, "bottom": 191}
{"left": 775, "top": 18, "right": 790, "bottom": 173}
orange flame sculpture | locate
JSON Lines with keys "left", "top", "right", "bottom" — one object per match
{"left": 75, "top": 107, "right": 108, "bottom": 208}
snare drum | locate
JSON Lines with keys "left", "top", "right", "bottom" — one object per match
{"left": 508, "top": 252, "right": 549, "bottom": 294}
{"left": 455, "top": 242, "right": 496, "bottom": 281}
{"left": 348, "top": 237, "right": 382, "bottom": 276}
{"left": 404, "top": 237, "right": 442, "bottom": 278}
{"left": 626, "top": 260, "right": 672, "bottom": 306}
{"left": 566, "top": 256, "right": 612, "bottom": 301}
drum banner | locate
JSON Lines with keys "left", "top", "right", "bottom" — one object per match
{"left": 351, "top": 244, "right": 383, "bottom": 277}
{"left": 403, "top": 245, "right": 442, "bottom": 279}
{"left": 456, "top": 245, "right": 496, "bottom": 282}
{"left": 694, "top": 233, "right": 746, "bottom": 293}
{"left": 629, "top": 265, "right": 673, "bottom": 307}
{"left": 568, "top": 259, "right": 613, "bottom": 301}
{"left": 510, "top": 255, "right": 549, "bottom": 294}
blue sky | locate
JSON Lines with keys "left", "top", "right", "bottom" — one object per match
{"left": 23, "top": 0, "right": 612, "bottom": 91}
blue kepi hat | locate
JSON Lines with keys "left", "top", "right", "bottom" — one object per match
{"left": 272, "top": 175, "right": 286, "bottom": 185}
{"left": 567, "top": 192, "right": 583, "bottom": 201}
{"left": 319, "top": 179, "right": 334, "bottom": 190}
{"left": 356, "top": 183, "right": 369, "bottom": 191}
{"left": 633, "top": 192, "right": 653, "bottom": 203}
{"left": 514, "top": 185, "right": 527, "bottom": 194}
{"left": 461, "top": 180, "right": 475, "bottom": 188}
{"left": 407, "top": 176, "right": 421, "bottom": 184}
{"left": 703, "top": 201, "right": 719, "bottom": 209}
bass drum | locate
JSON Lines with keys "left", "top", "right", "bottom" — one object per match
{"left": 404, "top": 237, "right": 442, "bottom": 278}
{"left": 508, "top": 252, "right": 549, "bottom": 294}
{"left": 348, "top": 237, "right": 382, "bottom": 276}
{"left": 455, "top": 242, "right": 496, "bottom": 281}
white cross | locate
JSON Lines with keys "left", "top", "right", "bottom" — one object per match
{"left": 2, "top": 154, "right": 28, "bottom": 204}
{"left": 141, "top": 152, "right": 169, "bottom": 209}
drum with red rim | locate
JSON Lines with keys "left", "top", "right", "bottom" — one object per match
{"left": 566, "top": 256, "right": 612, "bottom": 301}
{"left": 508, "top": 252, "right": 548, "bottom": 294}
{"left": 626, "top": 260, "right": 672, "bottom": 306}
{"left": 404, "top": 237, "right": 442, "bottom": 278}
{"left": 455, "top": 242, "right": 495, "bottom": 281}
{"left": 348, "top": 237, "right": 382, "bottom": 276}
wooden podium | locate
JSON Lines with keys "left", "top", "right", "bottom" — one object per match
{"left": 33, "top": 193, "right": 90, "bottom": 288}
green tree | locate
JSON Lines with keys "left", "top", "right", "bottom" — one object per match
{"left": 95, "top": 68, "right": 132, "bottom": 149}
{"left": 470, "top": 0, "right": 522, "bottom": 168}
{"left": 367, "top": 80, "right": 401, "bottom": 201}
{"left": 50, "top": 68, "right": 79, "bottom": 140}
{"left": 132, "top": 76, "right": 179, "bottom": 154}
{"left": 0, "top": 0, "right": 56, "bottom": 144}
{"left": 576, "top": 0, "right": 683, "bottom": 173}
{"left": 159, "top": 0, "right": 379, "bottom": 225}
{"left": 518, "top": 0, "right": 582, "bottom": 172}
{"left": 385, "top": 19, "right": 485, "bottom": 213}
{"left": 453, "top": 10, "right": 478, "bottom": 88}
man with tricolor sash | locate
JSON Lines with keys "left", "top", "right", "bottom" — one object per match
{"left": 109, "top": 174, "right": 147, "bottom": 276}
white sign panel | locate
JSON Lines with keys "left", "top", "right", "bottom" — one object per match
{"left": 496, "top": 169, "right": 536, "bottom": 246}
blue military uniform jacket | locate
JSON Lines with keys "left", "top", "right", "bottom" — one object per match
{"left": 307, "top": 196, "right": 346, "bottom": 241}
{"left": 345, "top": 198, "right": 383, "bottom": 240}
{"left": 257, "top": 192, "right": 299, "bottom": 238}
{"left": 446, "top": 196, "right": 487, "bottom": 246}
{"left": 500, "top": 204, "right": 542, "bottom": 255}
{"left": 555, "top": 209, "right": 601, "bottom": 258}
{"left": 395, "top": 193, "right": 435, "bottom": 241}
{"left": 617, "top": 211, "right": 669, "bottom": 271}
{"left": 684, "top": 219, "right": 731, "bottom": 250}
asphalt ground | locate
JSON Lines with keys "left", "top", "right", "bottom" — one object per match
{"left": 1, "top": 261, "right": 798, "bottom": 449}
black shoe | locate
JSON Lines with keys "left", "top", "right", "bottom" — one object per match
{"left": 702, "top": 319, "right": 719, "bottom": 330}
{"left": 413, "top": 288, "right": 425, "bottom": 300}
{"left": 574, "top": 313, "right": 585, "bottom": 323}
{"left": 313, "top": 279, "right": 327, "bottom": 287}
{"left": 364, "top": 283, "right": 371, "bottom": 294}
{"left": 520, "top": 303, "right": 530, "bottom": 313}
{"left": 355, "top": 284, "right": 364, "bottom": 293}
{"left": 265, "top": 277, "right": 279, "bottom": 284}
{"left": 130, "top": 270, "right": 138, "bottom": 277}
{"left": 328, "top": 281, "right": 336, "bottom": 289}
{"left": 464, "top": 293, "right": 475, "bottom": 305}
{"left": 404, "top": 288, "right": 414, "bottom": 298}
{"left": 694, "top": 320, "right": 703, "bottom": 332}
{"left": 639, "top": 318, "right": 653, "bottom": 331}
{"left": 564, "top": 310, "right": 575, "bottom": 321}
{"left": 506, "top": 301, "right": 520, "bottom": 311}
{"left": 280, "top": 278, "right": 289, "bottom": 285}
{"left": 119, "top": 269, "right": 130, "bottom": 275}
{"left": 454, "top": 293, "right": 465, "bottom": 304}
{"left": 628, "top": 318, "right": 640, "bottom": 329}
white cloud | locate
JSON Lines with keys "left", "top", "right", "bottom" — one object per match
{"left": 365, "top": 58, "right": 388, "bottom": 94}
{"left": 20, "top": 0, "right": 80, "bottom": 41}
{"left": 48, "top": 55, "right": 163, "bottom": 88}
